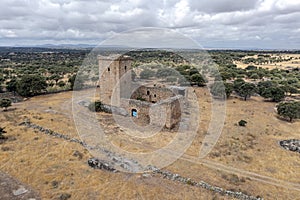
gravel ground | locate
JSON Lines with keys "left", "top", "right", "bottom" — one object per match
{"left": 0, "top": 171, "right": 40, "bottom": 200}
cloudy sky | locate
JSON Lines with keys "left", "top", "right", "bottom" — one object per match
{"left": 1, "top": 0, "right": 300, "bottom": 49}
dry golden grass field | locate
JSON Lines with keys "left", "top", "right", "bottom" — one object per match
{"left": 0, "top": 87, "right": 299, "bottom": 199}
{"left": 234, "top": 53, "right": 300, "bottom": 70}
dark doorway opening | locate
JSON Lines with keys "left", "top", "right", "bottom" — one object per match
{"left": 131, "top": 109, "right": 137, "bottom": 117}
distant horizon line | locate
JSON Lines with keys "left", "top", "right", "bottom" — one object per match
{"left": 0, "top": 44, "right": 300, "bottom": 51}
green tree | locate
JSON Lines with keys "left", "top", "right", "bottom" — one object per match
{"left": 189, "top": 67, "right": 199, "bottom": 76}
{"left": 245, "top": 65, "right": 257, "bottom": 70}
{"left": 280, "top": 85, "right": 298, "bottom": 96}
{"left": 6, "top": 78, "right": 18, "bottom": 93}
{"left": 210, "top": 82, "right": 233, "bottom": 99}
{"left": 17, "top": 75, "right": 47, "bottom": 97}
{"left": 49, "top": 74, "right": 61, "bottom": 84}
{"left": 0, "top": 98, "right": 12, "bottom": 111}
{"left": 235, "top": 82, "right": 256, "bottom": 101}
{"left": 68, "top": 74, "right": 84, "bottom": 90}
{"left": 257, "top": 80, "right": 274, "bottom": 95}
{"left": 57, "top": 81, "right": 66, "bottom": 87}
{"left": 261, "top": 87, "right": 285, "bottom": 102}
{"left": 140, "top": 69, "right": 155, "bottom": 79}
{"left": 233, "top": 78, "right": 245, "bottom": 91}
{"left": 156, "top": 68, "right": 178, "bottom": 78}
{"left": 220, "top": 71, "right": 234, "bottom": 80}
{"left": 249, "top": 73, "right": 259, "bottom": 80}
{"left": 0, "top": 76, "right": 4, "bottom": 93}
{"left": 277, "top": 101, "right": 300, "bottom": 122}
{"left": 190, "top": 73, "right": 206, "bottom": 86}
{"left": 224, "top": 82, "right": 234, "bottom": 98}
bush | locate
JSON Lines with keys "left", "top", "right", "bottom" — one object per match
{"left": 88, "top": 101, "right": 103, "bottom": 112}
{"left": 238, "top": 120, "right": 247, "bottom": 126}
{"left": 234, "top": 81, "right": 256, "bottom": 101}
{"left": 0, "top": 127, "right": 7, "bottom": 139}
{"left": 140, "top": 69, "right": 155, "bottom": 79}
{"left": 17, "top": 74, "right": 47, "bottom": 97}
{"left": 57, "top": 81, "right": 66, "bottom": 87}
{"left": 210, "top": 81, "right": 233, "bottom": 99}
{"left": 261, "top": 87, "right": 285, "bottom": 102}
{"left": 166, "top": 76, "right": 177, "bottom": 83}
{"left": 68, "top": 74, "right": 84, "bottom": 90}
{"left": 0, "top": 98, "right": 12, "bottom": 111}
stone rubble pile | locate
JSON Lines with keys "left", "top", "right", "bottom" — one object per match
{"left": 87, "top": 158, "right": 118, "bottom": 172}
{"left": 279, "top": 139, "right": 300, "bottom": 153}
{"left": 20, "top": 120, "right": 263, "bottom": 200}
{"left": 145, "top": 166, "right": 263, "bottom": 200}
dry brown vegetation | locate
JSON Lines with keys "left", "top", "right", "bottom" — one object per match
{"left": 234, "top": 53, "right": 300, "bottom": 70}
{"left": 0, "top": 87, "right": 299, "bottom": 199}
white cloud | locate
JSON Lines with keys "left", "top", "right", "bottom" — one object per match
{"left": 0, "top": 0, "right": 299, "bottom": 48}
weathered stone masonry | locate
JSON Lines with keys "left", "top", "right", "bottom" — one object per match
{"left": 98, "top": 54, "right": 183, "bottom": 129}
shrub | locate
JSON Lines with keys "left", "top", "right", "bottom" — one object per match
{"left": 88, "top": 101, "right": 103, "bottom": 112}
{"left": 0, "top": 127, "right": 7, "bottom": 139}
{"left": 140, "top": 69, "right": 155, "bottom": 79}
{"left": 210, "top": 81, "right": 233, "bottom": 99}
{"left": 238, "top": 120, "right": 247, "bottom": 126}
{"left": 17, "top": 74, "right": 47, "bottom": 97}
{"left": 57, "top": 81, "right": 66, "bottom": 87}
{"left": 0, "top": 98, "right": 12, "bottom": 111}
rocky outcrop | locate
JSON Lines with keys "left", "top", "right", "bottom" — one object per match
{"left": 279, "top": 139, "right": 300, "bottom": 153}
{"left": 88, "top": 158, "right": 118, "bottom": 172}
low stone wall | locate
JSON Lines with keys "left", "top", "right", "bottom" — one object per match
{"left": 279, "top": 139, "right": 300, "bottom": 153}
{"left": 145, "top": 166, "right": 263, "bottom": 200}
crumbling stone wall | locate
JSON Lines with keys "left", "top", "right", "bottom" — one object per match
{"left": 98, "top": 54, "right": 184, "bottom": 129}
{"left": 121, "top": 95, "right": 182, "bottom": 129}
{"left": 150, "top": 96, "right": 182, "bottom": 129}
{"left": 131, "top": 85, "right": 175, "bottom": 103}
{"left": 120, "top": 98, "right": 151, "bottom": 124}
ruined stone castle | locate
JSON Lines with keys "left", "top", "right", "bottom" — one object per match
{"left": 98, "top": 54, "right": 185, "bottom": 129}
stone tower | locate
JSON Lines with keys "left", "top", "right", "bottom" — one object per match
{"left": 98, "top": 54, "right": 132, "bottom": 106}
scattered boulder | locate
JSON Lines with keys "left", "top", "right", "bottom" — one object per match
{"left": 279, "top": 139, "right": 300, "bottom": 153}
{"left": 59, "top": 193, "right": 71, "bottom": 200}
{"left": 13, "top": 186, "right": 28, "bottom": 196}
{"left": 102, "top": 104, "right": 128, "bottom": 116}
{"left": 87, "top": 158, "right": 118, "bottom": 172}
{"left": 78, "top": 100, "right": 90, "bottom": 107}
